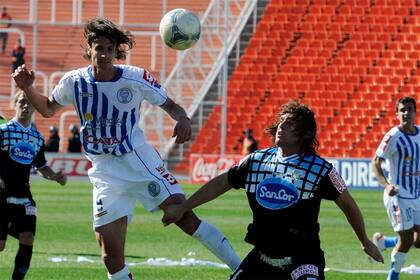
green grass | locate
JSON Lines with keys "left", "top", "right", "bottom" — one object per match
{"left": 0, "top": 180, "right": 419, "bottom": 279}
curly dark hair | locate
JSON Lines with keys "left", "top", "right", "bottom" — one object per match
{"left": 82, "top": 17, "right": 135, "bottom": 60}
{"left": 266, "top": 100, "right": 319, "bottom": 154}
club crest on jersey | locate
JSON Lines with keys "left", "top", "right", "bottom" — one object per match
{"left": 256, "top": 177, "right": 299, "bottom": 210}
{"left": 117, "top": 88, "right": 133, "bottom": 104}
{"left": 148, "top": 181, "right": 161, "bottom": 197}
{"left": 9, "top": 142, "right": 36, "bottom": 165}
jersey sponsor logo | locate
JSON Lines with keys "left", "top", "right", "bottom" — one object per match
{"left": 156, "top": 165, "right": 178, "bottom": 185}
{"left": 142, "top": 70, "right": 161, "bottom": 89}
{"left": 290, "top": 264, "right": 319, "bottom": 280}
{"left": 84, "top": 135, "right": 121, "bottom": 147}
{"left": 85, "top": 117, "right": 122, "bottom": 130}
{"left": 328, "top": 167, "right": 346, "bottom": 193}
{"left": 80, "top": 91, "right": 93, "bottom": 98}
{"left": 9, "top": 142, "right": 36, "bottom": 165}
{"left": 117, "top": 88, "right": 133, "bottom": 104}
{"left": 25, "top": 205, "right": 37, "bottom": 216}
{"left": 95, "top": 210, "right": 108, "bottom": 218}
{"left": 148, "top": 181, "right": 161, "bottom": 197}
{"left": 255, "top": 177, "right": 299, "bottom": 210}
{"left": 379, "top": 133, "right": 392, "bottom": 154}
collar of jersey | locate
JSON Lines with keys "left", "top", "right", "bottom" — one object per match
{"left": 11, "top": 118, "right": 32, "bottom": 131}
{"left": 397, "top": 125, "right": 419, "bottom": 136}
{"left": 87, "top": 65, "right": 123, "bottom": 83}
{"left": 277, "top": 148, "right": 301, "bottom": 161}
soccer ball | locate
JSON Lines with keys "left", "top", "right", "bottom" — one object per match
{"left": 159, "top": 8, "right": 201, "bottom": 50}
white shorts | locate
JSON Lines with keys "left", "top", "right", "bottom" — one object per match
{"left": 383, "top": 192, "right": 420, "bottom": 232}
{"left": 87, "top": 142, "right": 184, "bottom": 228}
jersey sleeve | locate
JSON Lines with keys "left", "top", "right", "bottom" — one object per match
{"left": 318, "top": 167, "right": 347, "bottom": 200}
{"left": 33, "top": 144, "right": 48, "bottom": 169}
{"left": 375, "top": 131, "right": 395, "bottom": 160}
{"left": 227, "top": 154, "right": 252, "bottom": 189}
{"left": 140, "top": 69, "right": 168, "bottom": 106}
{"left": 51, "top": 72, "right": 75, "bottom": 106}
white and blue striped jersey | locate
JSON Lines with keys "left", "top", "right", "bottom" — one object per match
{"left": 376, "top": 126, "right": 420, "bottom": 200}
{"left": 52, "top": 65, "right": 167, "bottom": 156}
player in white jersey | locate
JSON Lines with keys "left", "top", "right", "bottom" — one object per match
{"left": 12, "top": 17, "right": 240, "bottom": 280}
{"left": 372, "top": 96, "right": 420, "bottom": 280}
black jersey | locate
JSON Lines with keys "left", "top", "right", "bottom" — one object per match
{"left": 0, "top": 120, "right": 47, "bottom": 198}
{"left": 227, "top": 147, "right": 346, "bottom": 256}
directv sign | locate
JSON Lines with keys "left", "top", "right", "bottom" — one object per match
{"left": 328, "top": 158, "right": 382, "bottom": 189}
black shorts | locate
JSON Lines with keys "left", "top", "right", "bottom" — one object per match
{"left": 0, "top": 197, "right": 37, "bottom": 240}
{"left": 229, "top": 247, "right": 325, "bottom": 280}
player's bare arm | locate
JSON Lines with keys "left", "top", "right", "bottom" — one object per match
{"left": 36, "top": 166, "right": 68, "bottom": 186}
{"left": 160, "top": 97, "right": 192, "bottom": 144}
{"left": 372, "top": 156, "right": 398, "bottom": 196}
{"left": 162, "top": 172, "right": 232, "bottom": 226}
{"left": 335, "top": 190, "right": 384, "bottom": 263}
{"left": 12, "top": 64, "right": 63, "bottom": 118}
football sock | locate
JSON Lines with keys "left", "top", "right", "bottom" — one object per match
{"left": 107, "top": 265, "right": 133, "bottom": 280}
{"left": 192, "top": 220, "right": 241, "bottom": 271}
{"left": 387, "top": 251, "right": 407, "bottom": 280}
{"left": 12, "top": 243, "right": 33, "bottom": 280}
{"left": 384, "top": 236, "right": 399, "bottom": 248}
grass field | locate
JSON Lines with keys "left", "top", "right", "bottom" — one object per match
{"left": 0, "top": 179, "right": 419, "bottom": 280}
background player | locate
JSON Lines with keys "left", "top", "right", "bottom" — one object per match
{"left": 372, "top": 96, "right": 420, "bottom": 280}
{"left": 163, "top": 100, "right": 384, "bottom": 279}
{"left": 12, "top": 17, "right": 240, "bottom": 280}
{"left": 0, "top": 90, "right": 67, "bottom": 280}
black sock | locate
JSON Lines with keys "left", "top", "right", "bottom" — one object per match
{"left": 12, "top": 243, "right": 33, "bottom": 280}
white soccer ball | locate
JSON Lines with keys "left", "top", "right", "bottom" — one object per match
{"left": 159, "top": 8, "right": 201, "bottom": 51}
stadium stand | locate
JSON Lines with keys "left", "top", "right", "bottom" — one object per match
{"left": 173, "top": 0, "right": 420, "bottom": 174}
{"left": 0, "top": 0, "right": 418, "bottom": 174}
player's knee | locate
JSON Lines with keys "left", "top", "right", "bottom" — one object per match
{"left": 19, "top": 232, "right": 34, "bottom": 246}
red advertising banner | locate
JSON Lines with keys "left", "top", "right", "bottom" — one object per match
{"left": 189, "top": 153, "right": 243, "bottom": 184}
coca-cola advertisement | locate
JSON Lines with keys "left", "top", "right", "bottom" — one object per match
{"left": 190, "top": 154, "right": 243, "bottom": 183}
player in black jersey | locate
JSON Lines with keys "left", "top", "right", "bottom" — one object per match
{"left": 163, "top": 101, "right": 384, "bottom": 279}
{"left": 0, "top": 90, "right": 67, "bottom": 280}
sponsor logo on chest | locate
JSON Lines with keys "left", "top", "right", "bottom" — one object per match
{"left": 255, "top": 177, "right": 299, "bottom": 210}
{"left": 9, "top": 142, "right": 36, "bottom": 165}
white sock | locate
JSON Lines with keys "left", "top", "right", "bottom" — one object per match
{"left": 391, "top": 251, "right": 407, "bottom": 272}
{"left": 107, "top": 265, "right": 133, "bottom": 280}
{"left": 192, "top": 220, "right": 241, "bottom": 271}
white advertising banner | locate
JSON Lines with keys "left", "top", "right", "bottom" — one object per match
{"left": 189, "top": 154, "right": 382, "bottom": 189}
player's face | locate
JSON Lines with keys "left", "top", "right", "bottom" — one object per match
{"left": 89, "top": 36, "right": 117, "bottom": 70}
{"left": 396, "top": 102, "right": 416, "bottom": 128}
{"left": 275, "top": 113, "right": 301, "bottom": 153}
{"left": 15, "top": 95, "right": 35, "bottom": 120}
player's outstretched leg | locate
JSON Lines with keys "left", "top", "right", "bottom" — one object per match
{"left": 160, "top": 195, "right": 241, "bottom": 271}
{"left": 372, "top": 232, "right": 398, "bottom": 252}
{"left": 191, "top": 219, "right": 241, "bottom": 270}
